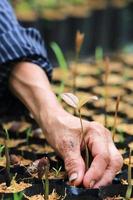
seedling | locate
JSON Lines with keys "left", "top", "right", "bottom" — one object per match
{"left": 95, "top": 46, "right": 103, "bottom": 64}
{"left": 37, "top": 157, "right": 50, "bottom": 200}
{"left": 13, "top": 192, "right": 23, "bottom": 200}
{"left": 112, "top": 95, "right": 121, "bottom": 142}
{"left": 51, "top": 42, "right": 68, "bottom": 100}
{"left": 3, "top": 128, "right": 11, "bottom": 186}
{"left": 60, "top": 93, "right": 98, "bottom": 170}
{"left": 0, "top": 145, "right": 5, "bottom": 158}
{"left": 104, "top": 57, "right": 110, "bottom": 127}
{"left": 52, "top": 166, "right": 62, "bottom": 177}
{"left": 125, "top": 148, "right": 132, "bottom": 200}
{"left": 72, "top": 31, "right": 84, "bottom": 94}
{"left": 95, "top": 46, "right": 104, "bottom": 75}
{"left": 26, "top": 127, "right": 32, "bottom": 145}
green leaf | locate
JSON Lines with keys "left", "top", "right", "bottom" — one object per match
{"left": 13, "top": 192, "right": 23, "bottom": 200}
{"left": 51, "top": 42, "right": 68, "bottom": 71}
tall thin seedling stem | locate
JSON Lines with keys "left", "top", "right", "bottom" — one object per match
{"left": 78, "top": 109, "right": 89, "bottom": 170}
{"left": 4, "top": 128, "right": 11, "bottom": 186}
{"left": 125, "top": 148, "right": 132, "bottom": 200}
{"left": 44, "top": 165, "right": 49, "bottom": 200}
{"left": 112, "top": 96, "right": 121, "bottom": 142}
{"left": 104, "top": 57, "right": 110, "bottom": 127}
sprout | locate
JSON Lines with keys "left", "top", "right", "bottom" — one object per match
{"left": 61, "top": 92, "right": 98, "bottom": 170}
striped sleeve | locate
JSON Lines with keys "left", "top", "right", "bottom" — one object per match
{"left": 0, "top": 0, "right": 53, "bottom": 121}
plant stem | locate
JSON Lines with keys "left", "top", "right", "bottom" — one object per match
{"left": 44, "top": 165, "right": 49, "bottom": 200}
{"left": 4, "top": 138, "right": 11, "bottom": 186}
{"left": 104, "top": 57, "right": 110, "bottom": 127}
{"left": 78, "top": 109, "right": 89, "bottom": 170}
{"left": 112, "top": 96, "right": 121, "bottom": 142}
{"left": 125, "top": 148, "right": 132, "bottom": 200}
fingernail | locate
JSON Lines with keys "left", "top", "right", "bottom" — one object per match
{"left": 69, "top": 173, "right": 78, "bottom": 182}
{"left": 89, "top": 180, "right": 95, "bottom": 188}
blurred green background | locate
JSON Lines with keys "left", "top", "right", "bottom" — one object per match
{"left": 10, "top": 0, "right": 133, "bottom": 58}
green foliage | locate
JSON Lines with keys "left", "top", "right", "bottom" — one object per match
{"left": 51, "top": 42, "right": 68, "bottom": 99}
{"left": 0, "top": 145, "right": 5, "bottom": 157}
{"left": 51, "top": 42, "right": 68, "bottom": 71}
{"left": 26, "top": 127, "right": 32, "bottom": 145}
{"left": 95, "top": 46, "right": 103, "bottom": 63}
{"left": 13, "top": 192, "right": 23, "bottom": 200}
{"left": 52, "top": 166, "right": 62, "bottom": 177}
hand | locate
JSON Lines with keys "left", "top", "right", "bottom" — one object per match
{"left": 10, "top": 62, "right": 123, "bottom": 188}
{"left": 42, "top": 110, "right": 123, "bottom": 188}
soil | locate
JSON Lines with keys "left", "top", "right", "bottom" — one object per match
{"left": 3, "top": 121, "right": 31, "bottom": 133}
{"left": 123, "top": 156, "right": 133, "bottom": 168}
{"left": 0, "top": 155, "right": 32, "bottom": 167}
{"left": 24, "top": 189, "right": 62, "bottom": 200}
{"left": 0, "top": 138, "right": 26, "bottom": 148}
{"left": 0, "top": 180, "right": 31, "bottom": 193}
{"left": 18, "top": 144, "right": 54, "bottom": 154}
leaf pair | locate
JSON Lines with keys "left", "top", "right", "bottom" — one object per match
{"left": 60, "top": 93, "right": 98, "bottom": 110}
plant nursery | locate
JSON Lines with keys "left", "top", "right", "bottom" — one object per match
{"left": 0, "top": 0, "right": 133, "bottom": 199}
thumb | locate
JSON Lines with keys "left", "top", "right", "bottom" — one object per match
{"left": 64, "top": 150, "right": 85, "bottom": 186}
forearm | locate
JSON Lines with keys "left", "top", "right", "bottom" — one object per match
{"left": 9, "top": 62, "right": 63, "bottom": 131}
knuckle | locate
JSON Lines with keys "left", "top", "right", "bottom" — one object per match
{"left": 64, "top": 156, "right": 78, "bottom": 175}
{"left": 112, "top": 154, "right": 123, "bottom": 171}
{"left": 102, "top": 153, "right": 110, "bottom": 164}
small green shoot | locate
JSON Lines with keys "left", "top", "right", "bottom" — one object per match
{"left": 13, "top": 192, "right": 23, "bottom": 200}
{"left": 95, "top": 46, "right": 103, "bottom": 65}
{"left": 112, "top": 95, "right": 121, "bottom": 142}
{"left": 51, "top": 42, "right": 68, "bottom": 100}
{"left": 60, "top": 93, "right": 98, "bottom": 170}
{"left": 52, "top": 166, "right": 62, "bottom": 177}
{"left": 125, "top": 148, "right": 132, "bottom": 200}
{"left": 0, "top": 145, "right": 5, "bottom": 158}
{"left": 26, "top": 127, "right": 32, "bottom": 145}
{"left": 51, "top": 42, "right": 68, "bottom": 71}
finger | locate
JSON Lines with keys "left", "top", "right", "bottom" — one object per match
{"left": 83, "top": 153, "right": 109, "bottom": 188}
{"left": 58, "top": 135, "right": 85, "bottom": 186}
{"left": 83, "top": 124, "right": 110, "bottom": 188}
{"left": 64, "top": 151, "right": 85, "bottom": 186}
{"left": 93, "top": 143, "right": 123, "bottom": 188}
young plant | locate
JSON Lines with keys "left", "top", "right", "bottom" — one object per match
{"left": 125, "top": 148, "right": 132, "bottom": 200}
{"left": 51, "top": 42, "right": 68, "bottom": 100}
{"left": 52, "top": 166, "right": 62, "bottom": 177}
{"left": 0, "top": 145, "right": 5, "bottom": 158}
{"left": 72, "top": 31, "right": 84, "bottom": 94}
{"left": 94, "top": 46, "right": 104, "bottom": 76}
{"left": 26, "top": 127, "right": 32, "bottom": 145}
{"left": 104, "top": 56, "right": 110, "bottom": 127}
{"left": 13, "top": 192, "right": 23, "bottom": 200}
{"left": 37, "top": 157, "right": 50, "bottom": 200}
{"left": 3, "top": 128, "right": 11, "bottom": 186}
{"left": 112, "top": 95, "right": 121, "bottom": 142}
{"left": 60, "top": 93, "right": 98, "bottom": 170}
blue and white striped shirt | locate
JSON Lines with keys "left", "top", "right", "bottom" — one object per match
{"left": 0, "top": 0, "right": 53, "bottom": 120}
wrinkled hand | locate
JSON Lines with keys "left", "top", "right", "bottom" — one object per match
{"left": 43, "top": 110, "right": 123, "bottom": 188}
